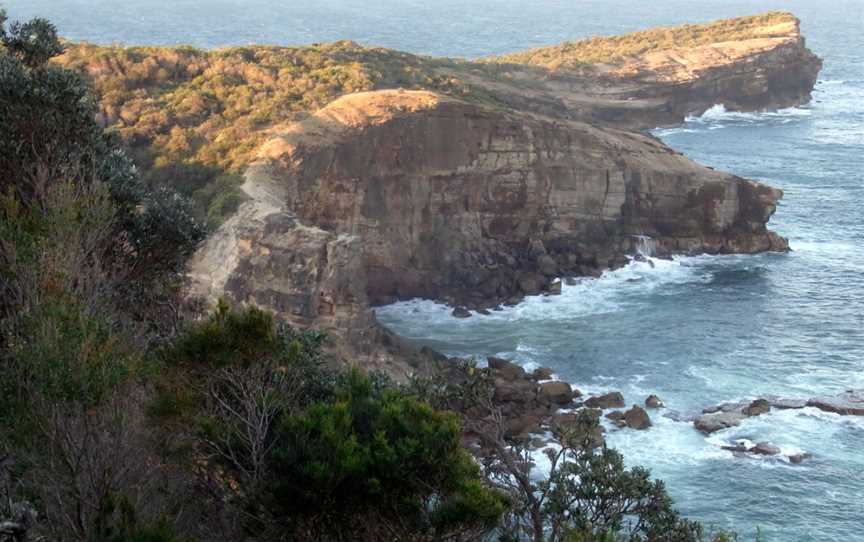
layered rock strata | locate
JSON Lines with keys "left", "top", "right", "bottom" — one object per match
{"left": 185, "top": 14, "right": 821, "bottom": 366}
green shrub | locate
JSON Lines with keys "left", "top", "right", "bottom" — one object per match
{"left": 257, "top": 368, "right": 509, "bottom": 540}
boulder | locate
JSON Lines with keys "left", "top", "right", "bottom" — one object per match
{"left": 605, "top": 410, "right": 626, "bottom": 427}
{"left": 807, "top": 390, "right": 864, "bottom": 416}
{"left": 518, "top": 273, "right": 544, "bottom": 295}
{"left": 645, "top": 394, "right": 664, "bottom": 409}
{"left": 488, "top": 356, "right": 527, "bottom": 380}
{"left": 751, "top": 442, "right": 781, "bottom": 456}
{"left": 538, "top": 381, "right": 574, "bottom": 405}
{"left": 585, "top": 392, "right": 625, "bottom": 409}
{"left": 694, "top": 411, "right": 746, "bottom": 434}
{"left": 533, "top": 367, "right": 554, "bottom": 380}
{"left": 624, "top": 405, "right": 652, "bottom": 430}
{"left": 546, "top": 280, "right": 563, "bottom": 295}
{"left": 788, "top": 452, "right": 812, "bottom": 464}
{"left": 492, "top": 378, "right": 536, "bottom": 404}
{"left": 452, "top": 306, "right": 471, "bottom": 318}
{"left": 744, "top": 398, "right": 771, "bottom": 416}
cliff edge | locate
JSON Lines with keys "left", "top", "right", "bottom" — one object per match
{"left": 63, "top": 12, "right": 821, "bottom": 373}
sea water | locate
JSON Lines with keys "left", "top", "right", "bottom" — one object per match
{"left": 9, "top": 0, "right": 863, "bottom": 539}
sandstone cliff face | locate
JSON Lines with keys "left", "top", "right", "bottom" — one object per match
{"left": 185, "top": 14, "right": 820, "bottom": 368}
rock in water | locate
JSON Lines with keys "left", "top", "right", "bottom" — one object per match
{"left": 751, "top": 442, "right": 781, "bottom": 456}
{"left": 744, "top": 398, "right": 771, "bottom": 416}
{"left": 451, "top": 306, "right": 472, "bottom": 318}
{"left": 585, "top": 392, "right": 625, "bottom": 409}
{"left": 624, "top": 406, "right": 652, "bottom": 430}
{"left": 605, "top": 410, "right": 626, "bottom": 428}
{"left": 533, "top": 367, "right": 554, "bottom": 380}
{"left": 694, "top": 411, "right": 746, "bottom": 434}
{"left": 645, "top": 394, "right": 664, "bottom": 408}
{"left": 807, "top": 390, "right": 864, "bottom": 415}
{"left": 788, "top": 453, "right": 813, "bottom": 464}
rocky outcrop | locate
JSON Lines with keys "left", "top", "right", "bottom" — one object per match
{"left": 186, "top": 14, "right": 820, "bottom": 368}
{"left": 695, "top": 391, "right": 864, "bottom": 434}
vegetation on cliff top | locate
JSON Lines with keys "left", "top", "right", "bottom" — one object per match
{"left": 1, "top": 12, "right": 743, "bottom": 541}
{"left": 46, "top": 11, "right": 796, "bottom": 227}
{"left": 486, "top": 11, "right": 798, "bottom": 70}
{"left": 54, "top": 41, "right": 500, "bottom": 225}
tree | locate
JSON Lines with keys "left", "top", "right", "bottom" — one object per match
{"left": 0, "top": 12, "right": 203, "bottom": 305}
{"left": 257, "top": 369, "right": 509, "bottom": 541}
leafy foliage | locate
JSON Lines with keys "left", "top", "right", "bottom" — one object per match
{"left": 0, "top": 14, "right": 203, "bottom": 284}
{"left": 258, "top": 368, "right": 509, "bottom": 540}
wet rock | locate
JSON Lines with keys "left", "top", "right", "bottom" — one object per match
{"left": 476, "top": 307, "right": 492, "bottom": 315}
{"left": 518, "top": 273, "right": 544, "bottom": 295}
{"left": 768, "top": 397, "right": 808, "bottom": 410}
{"left": 487, "top": 356, "right": 526, "bottom": 380}
{"left": 546, "top": 280, "right": 563, "bottom": 295}
{"left": 694, "top": 411, "right": 746, "bottom": 434}
{"left": 533, "top": 367, "right": 555, "bottom": 380}
{"left": 744, "top": 398, "right": 771, "bottom": 416}
{"left": 721, "top": 440, "right": 750, "bottom": 453}
{"left": 645, "top": 394, "right": 664, "bottom": 409}
{"left": 624, "top": 405, "right": 652, "bottom": 430}
{"left": 564, "top": 277, "right": 578, "bottom": 286}
{"left": 807, "top": 390, "right": 864, "bottom": 416}
{"left": 585, "top": 391, "right": 625, "bottom": 409}
{"left": 788, "top": 452, "right": 812, "bottom": 464}
{"left": 605, "top": 410, "right": 626, "bottom": 428}
{"left": 452, "top": 306, "right": 472, "bottom": 318}
{"left": 702, "top": 401, "right": 747, "bottom": 414}
{"left": 538, "top": 381, "right": 574, "bottom": 405}
{"left": 751, "top": 442, "right": 781, "bottom": 456}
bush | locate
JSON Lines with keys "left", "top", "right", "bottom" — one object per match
{"left": 257, "top": 368, "right": 508, "bottom": 540}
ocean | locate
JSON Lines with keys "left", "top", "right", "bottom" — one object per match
{"left": 8, "top": 1, "right": 863, "bottom": 539}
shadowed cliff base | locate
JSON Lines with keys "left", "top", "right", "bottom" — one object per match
{"left": 59, "top": 12, "right": 821, "bottom": 374}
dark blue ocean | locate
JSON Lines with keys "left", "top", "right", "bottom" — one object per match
{"left": 9, "top": 1, "right": 863, "bottom": 539}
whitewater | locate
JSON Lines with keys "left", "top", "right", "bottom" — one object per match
{"left": 10, "top": 0, "right": 862, "bottom": 539}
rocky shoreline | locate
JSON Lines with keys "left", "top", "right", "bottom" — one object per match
{"left": 453, "top": 353, "right": 863, "bottom": 466}
{"left": 179, "top": 13, "right": 822, "bottom": 376}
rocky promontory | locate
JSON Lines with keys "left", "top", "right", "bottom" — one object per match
{"left": 59, "top": 12, "right": 821, "bottom": 371}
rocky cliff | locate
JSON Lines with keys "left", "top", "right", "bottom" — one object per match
{"left": 175, "top": 13, "right": 820, "bottom": 371}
